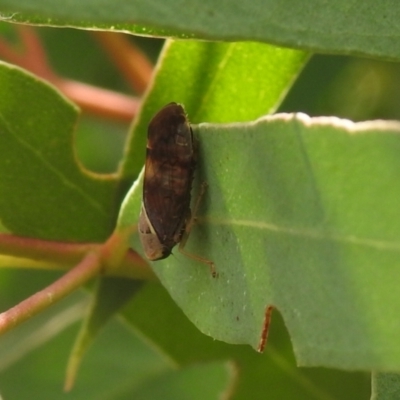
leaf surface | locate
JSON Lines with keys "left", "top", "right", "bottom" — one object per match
{"left": 125, "top": 113, "right": 400, "bottom": 370}
{"left": 119, "top": 39, "right": 307, "bottom": 189}
{"left": 0, "top": 62, "right": 117, "bottom": 241}
{"left": 0, "top": 1, "right": 399, "bottom": 60}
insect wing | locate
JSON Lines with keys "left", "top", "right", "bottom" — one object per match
{"left": 138, "top": 203, "right": 166, "bottom": 260}
{"left": 143, "top": 103, "right": 196, "bottom": 249}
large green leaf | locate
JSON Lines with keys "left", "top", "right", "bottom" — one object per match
{"left": 119, "top": 39, "right": 307, "bottom": 185}
{"left": 123, "top": 282, "right": 370, "bottom": 400}
{"left": 123, "top": 113, "right": 400, "bottom": 371}
{"left": 0, "top": 269, "right": 237, "bottom": 400}
{"left": 0, "top": 1, "right": 399, "bottom": 60}
{"left": 0, "top": 62, "right": 117, "bottom": 241}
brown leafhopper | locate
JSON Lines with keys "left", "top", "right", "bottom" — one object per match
{"left": 138, "top": 102, "right": 216, "bottom": 277}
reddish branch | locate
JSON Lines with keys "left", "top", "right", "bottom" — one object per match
{"left": 0, "top": 25, "right": 157, "bottom": 334}
{"left": 0, "top": 250, "right": 102, "bottom": 335}
{"left": 56, "top": 79, "right": 140, "bottom": 122}
{"left": 0, "top": 233, "right": 153, "bottom": 279}
{"left": 0, "top": 26, "right": 154, "bottom": 121}
{"left": 93, "top": 31, "right": 153, "bottom": 95}
{"left": 0, "top": 232, "right": 155, "bottom": 334}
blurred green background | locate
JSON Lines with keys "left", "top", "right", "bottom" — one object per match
{"left": 1, "top": 22, "right": 395, "bottom": 398}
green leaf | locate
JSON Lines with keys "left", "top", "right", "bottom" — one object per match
{"left": 372, "top": 373, "right": 400, "bottom": 400}
{"left": 117, "top": 38, "right": 306, "bottom": 236}
{"left": 65, "top": 277, "right": 143, "bottom": 390}
{"left": 0, "top": 1, "right": 399, "bottom": 60}
{"left": 126, "top": 113, "right": 400, "bottom": 371}
{"left": 0, "top": 62, "right": 117, "bottom": 241}
{"left": 119, "top": 39, "right": 307, "bottom": 185}
{"left": 0, "top": 273, "right": 237, "bottom": 400}
{"left": 0, "top": 277, "right": 169, "bottom": 400}
{"left": 123, "top": 283, "right": 370, "bottom": 400}
{"left": 130, "top": 361, "right": 236, "bottom": 400}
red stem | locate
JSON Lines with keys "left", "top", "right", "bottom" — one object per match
{"left": 0, "top": 233, "right": 154, "bottom": 280}
{"left": 93, "top": 31, "right": 153, "bottom": 95}
{"left": 0, "top": 250, "right": 102, "bottom": 334}
{"left": 0, "top": 26, "right": 145, "bottom": 122}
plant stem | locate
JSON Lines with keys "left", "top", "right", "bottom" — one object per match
{"left": 0, "top": 233, "right": 155, "bottom": 280}
{"left": 0, "top": 25, "right": 141, "bottom": 122}
{"left": 93, "top": 31, "right": 153, "bottom": 95}
{"left": 0, "top": 250, "right": 102, "bottom": 335}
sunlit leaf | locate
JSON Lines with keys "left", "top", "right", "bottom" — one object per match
{"left": 0, "top": 1, "right": 398, "bottom": 60}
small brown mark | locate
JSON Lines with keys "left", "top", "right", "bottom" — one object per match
{"left": 257, "top": 305, "right": 273, "bottom": 353}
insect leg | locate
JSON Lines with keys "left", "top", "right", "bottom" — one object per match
{"left": 178, "top": 182, "right": 217, "bottom": 277}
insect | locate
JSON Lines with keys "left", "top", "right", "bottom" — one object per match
{"left": 138, "top": 102, "right": 216, "bottom": 277}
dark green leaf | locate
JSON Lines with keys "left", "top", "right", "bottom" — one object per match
{"left": 0, "top": 62, "right": 117, "bottom": 241}
{"left": 0, "top": 1, "right": 399, "bottom": 60}
{"left": 65, "top": 277, "right": 143, "bottom": 389}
